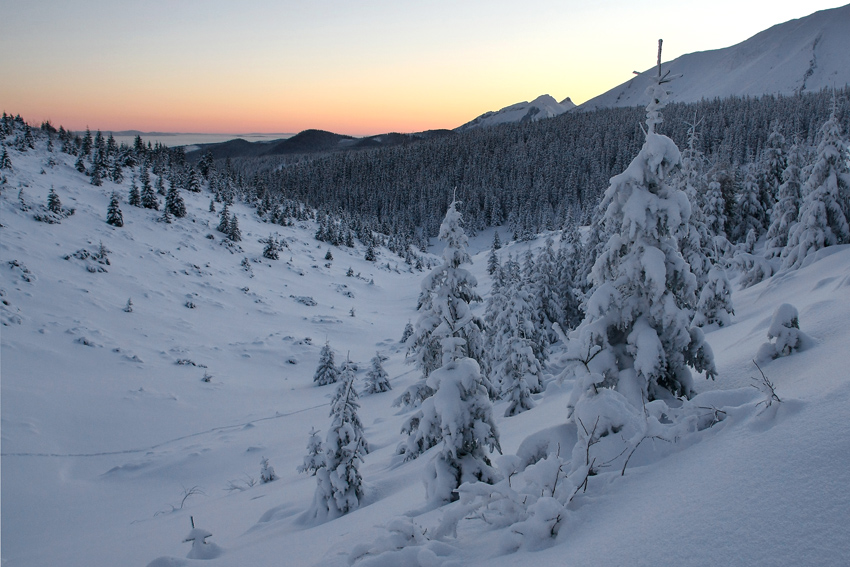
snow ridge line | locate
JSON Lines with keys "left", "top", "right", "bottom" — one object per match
{"left": 0, "top": 401, "right": 329, "bottom": 458}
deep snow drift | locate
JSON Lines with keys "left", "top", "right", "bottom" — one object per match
{"left": 2, "top": 136, "right": 849, "bottom": 566}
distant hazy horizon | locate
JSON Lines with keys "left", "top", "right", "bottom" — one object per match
{"left": 76, "top": 132, "right": 294, "bottom": 148}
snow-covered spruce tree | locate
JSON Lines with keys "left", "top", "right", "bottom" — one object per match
{"left": 307, "top": 361, "right": 368, "bottom": 520}
{"left": 297, "top": 427, "right": 324, "bottom": 476}
{"left": 491, "top": 273, "right": 542, "bottom": 416}
{"left": 227, "top": 213, "right": 242, "bottom": 242}
{"left": 562, "top": 49, "right": 716, "bottom": 442}
{"left": 397, "top": 201, "right": 491, "bottom": 460}
{"left": 106, "top": 192, "right": 124, "bottom": 227}
{"left": 703, "top": 175, "right": 727, "bottom": 239}
{"left": 756, "top": 303, "right": 806, "bottom": 362}
{"left": 556, "top": 226, "right": 584, "bottom": 331}
{"left": 128, "top": 178, "right": 141, "bottom": 207}
{"left": 47, "top": 187, "right": 62, "bottom": 214}
{"left": 760, "top": 121, "right": 787, "bottom": 209}
{"left": 395, "top": 200, "right": 487, "bottom": 411}
{"left": 676, "top": 117, "right": 713, "bottom": 288}
{"left": 262, "top": 235, "right": 279, "bottom": 260}
{"left": 400, "top": 320, "right": 414, "bottom": 344}
{"left": 185, "top": 167, "right": 202, "bottom": 193}
{"left": 691, "top": 266, "right": 734, "bottom": 327}
{"left": 363, "top": 352, "right": 391, "bottom": 394}
{"left": 139, "top": 164, "right": 159, "bottom": 210}
{"left": 217, "top": 203, "right": 230, "bottom": 233}
{"left": 487, "top": 245, "right": 500, "bottom": 276}
{"left": 765, "top": 142, "right": 804, "bottom": 258}
{"left": 165, "top": 180, "right": 187, "bottom": 218}
{"left": 1, "top": 147, "right": 12, "bottom": 170}
{"left": 259, "top": 457, "right": 277, "bottom": 483}
{"left": 733, "top": 165, "right": 767, "bottom": 243}
{"left": 782, "top": 105, "right": 850, "bottom": 269}
{"left": 530, "top": 237, "right": 563, "bottom": 347}
{"left": 419, "top": 336, "right": 501, "bottom": 503}
{"left": 314, "top": 341, "right": 339, "bottom": 386}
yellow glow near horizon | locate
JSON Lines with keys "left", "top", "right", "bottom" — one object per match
{"left": 2, "top": 0, "right": 847, "bottom": 136}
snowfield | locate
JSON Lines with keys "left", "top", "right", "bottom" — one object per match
{"left": 2, "top": 135, "right": 849, "bottom": 567}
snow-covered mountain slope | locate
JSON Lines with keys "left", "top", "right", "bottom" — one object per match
{"left": 456, "top": 94, "right": 575, "bottom": 132}
{"left": 2, "top": 140, "right": 849, "bottom": 567}
{"left": 580, "top": 4, "right": 850, "bottom": 111}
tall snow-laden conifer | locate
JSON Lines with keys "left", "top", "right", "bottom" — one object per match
{"left": 307, "top": 360, "right": 368, "bottom": 520}
{"left": 765, "top": 142, "right": 804, "bottom": 258}
{"left": 563, "top": 42, "right": 716, "bottom": 431}
{"left": 397, "top": 201, "right": 491, "bottom": 461}
{"left": 490, "top": 271, "right": 542, "bottom": 416}
{"left": 419, "top": 336, "right": 501, "bottom": 503}
{"left": 217, "top": 203, "right": 230, "bottom": 234}
{"left": 782, "top": 105, "right": 850, "bottom": 269}
{"left": 396, "top": 200, "right": 487, "bottom": 410}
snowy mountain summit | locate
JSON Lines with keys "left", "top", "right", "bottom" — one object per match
{"left": 456, "top": 94, "right": 575, "bottom": 132}
{"left": 580, "top": 3, "right": 850, "bottom": 111}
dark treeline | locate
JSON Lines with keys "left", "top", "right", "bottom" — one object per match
{"left": 224, "top": 87, "right": 849, "bottom": 246}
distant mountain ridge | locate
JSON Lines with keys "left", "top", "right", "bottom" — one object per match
{"left": 456, "top": 94, "right": 575, "bottom": 132}
{"left": 580, "top": 4, "right": 850, "bottom": 111}
{"left": 185, "top": 128, "right": 454, "bottom": 161}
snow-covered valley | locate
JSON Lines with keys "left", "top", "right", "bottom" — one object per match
{"left": 2, "top": 122, "right": 850, "bottom": 567}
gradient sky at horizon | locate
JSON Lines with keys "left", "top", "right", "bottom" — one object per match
{"left": 2, "top": 0, "right": 847, "bottom": 136}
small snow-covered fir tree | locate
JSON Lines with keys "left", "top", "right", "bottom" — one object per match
{"left": 765, "top": 142, "right": 804, "bottom": 258}
{"left": 363, "top": 352, "right": 391, "bottom": 394}
{"left": 297, "top": 427, "right": 323, "bottom": 476}
{"left": 490, "top": 274, "right": 542, "bottom": 416}
{"left": 400, "top": 320, "right": 414, "bottom": 344}
{"left": 691, "top": 266, "right": 734, "bottom": 327}
{"left": 308, "top": 361, "right": 368, "bottom": 520}
{"left": 0, "top": 147, "right": 11, "bottom": 170}
{"left": 262, "top": 235, "right": 279, "bottom": 260}
{"left": 227, "top": 214, "right": 242, "bottom": 242}
{"left": 757, "top": 303, "right": 806, "bottom": 361}
{"left": 128, "top": 178, "right": 141, "bottom": 207}
{"left": 259, "top": 457, "right": 277, "bottom": 483}
{"left": 313, "top": 341, "right": 339, "bottom": 386}
{"left": 139, "top": 165, "right": 159, "bottom": 210}
{"left": 165, "top": 181, "right": 187, "bottom": 218}
{"left": 106, "top": 192, "right": 123, "bottom": 227}
{"left": 47, "top": 187, "right": 62, "bottom": 214}
{"left": 703, "top": 176, "right": 727, "bottom": 239}
{"left": 734, "top": 166, "right": 768, "bottom": 242}
{"left": 529, "top": 237, "right": 563, "bottom": 347}
{"left": 782, "top": 106, "right": 850, "bottom": 269}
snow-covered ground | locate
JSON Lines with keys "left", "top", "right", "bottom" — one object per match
{"left": 2, "top": 139, "right": 849, "bottom": 566}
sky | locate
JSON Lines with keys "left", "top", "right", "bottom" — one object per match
{"left": 1, "top": 0, "right": 847, "bottom": 136}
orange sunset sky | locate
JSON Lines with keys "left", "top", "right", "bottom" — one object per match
{"left": 2, "top": 0, "right": 846, "bottom": 136}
